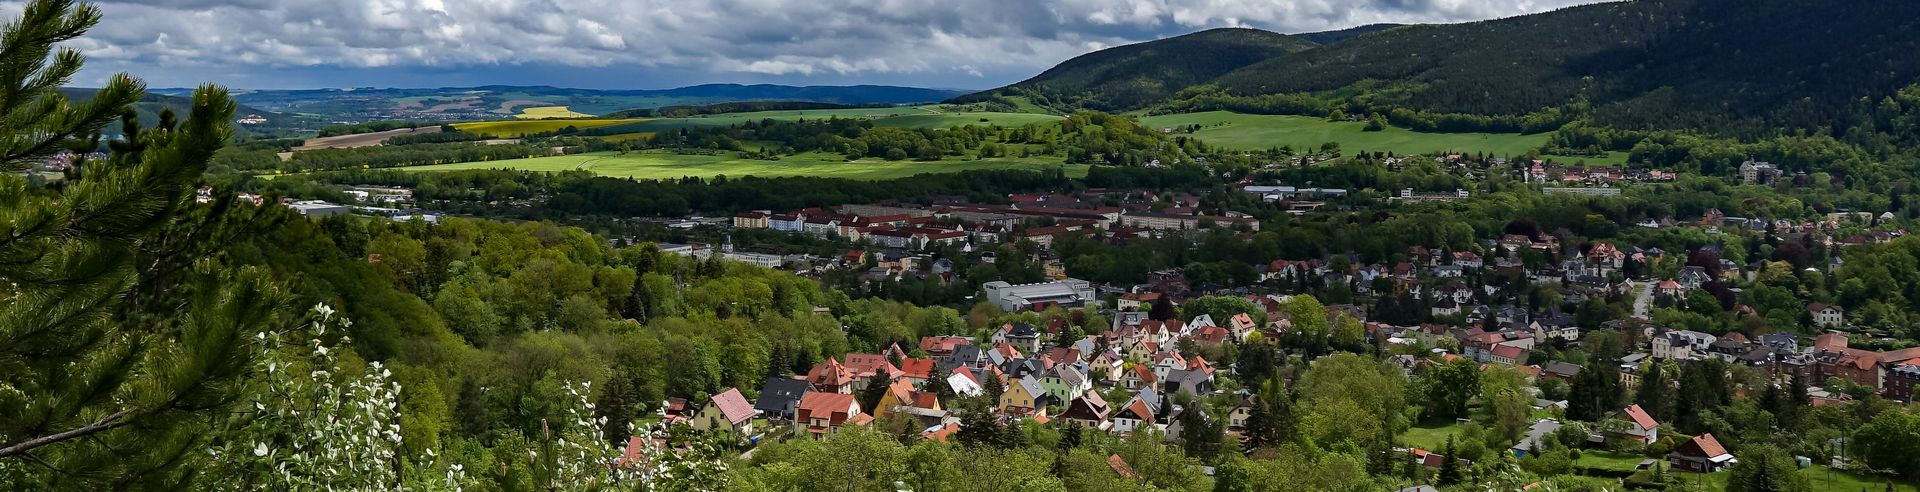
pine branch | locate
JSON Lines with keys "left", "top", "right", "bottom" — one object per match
{"left": 0, "top": 410, "right": 129, "bottom": 458}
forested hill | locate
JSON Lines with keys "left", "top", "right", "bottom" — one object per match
{"left": 950, "top": 28, "right": 1316, "bottom": 112}
{"left": 59, "top": 88, "right": 316, "bottom": 136}
{"left": 967, "top": 0, "right": 1920, "bottom": 138}
{"left": 1292, "top": 23, "right": 1402, "bottom": 44}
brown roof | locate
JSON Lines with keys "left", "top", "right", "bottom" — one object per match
{"left": 710, "top": 388, "right": 756, "bottom": 425}
{"left": 1683, "top": 433, "right": 1731, "bottom": 459}
{"left": 1107, "top": 454, "right": 1139, "bottom": 479}
{"left": 1120, "top": 398, "right": 1155, "bottom": 424}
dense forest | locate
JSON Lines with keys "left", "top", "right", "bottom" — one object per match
{"left": 951, "top": 28, "right": 1315, "bottom": 112}
{"left": 965, "top": 0, "right": 1920, "bottom": 140}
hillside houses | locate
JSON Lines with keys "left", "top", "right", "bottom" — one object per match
{"left": 730, "top": 190, "right": 1265, "bottom": 254}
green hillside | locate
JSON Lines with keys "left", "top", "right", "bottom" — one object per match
{"left": 1210, "top": 0, "right": 1920, "bottom": 136}
{"left": 1139, "top": 111, "right": 1604, "bottom": 161}
{"left": 962, "top": 0, "right": 1920, "bottom": 138}
{"left": 953, "top": 28, "right": 1316, "bottom": 112}
{"left": 396, "top": 150, "right": 1086, "bottom": 180}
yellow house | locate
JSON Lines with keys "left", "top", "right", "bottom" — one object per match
{"left": 876, "top": 379, "right": 942, "bottom": 419}
{"left": 689, "top": 388, "right": 756, "bottom": 435}
{"left": 998, "top": 376, "right": 1045, "bottom": 415}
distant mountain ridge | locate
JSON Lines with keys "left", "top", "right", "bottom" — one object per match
{"left": 152, "top": 84, "right": 969, "bottom": 121}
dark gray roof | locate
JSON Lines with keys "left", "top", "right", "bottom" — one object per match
{"left": 754, "top": 378, "right": 810, "bottom": 417}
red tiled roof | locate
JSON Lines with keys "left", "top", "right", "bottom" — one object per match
{"left": 796, "top": 392, "right": 862, "bottom": 431}
{"left": 919, "top": 335, "right": 972, "bottom": 354}
{"left": 806, "top": 358, "right": 853, "bottom": 389}
{"left": 1491, "top": 344, "right": 1527, "bottom": 360}
{"left": 922, "top": 422, "right": 959, "bottom": 443}
{"left": 898, "top": 358, "right": 936, "bottom": 379}
{"left": 1623, "top": 404, "right": 1659, "bottom": 430}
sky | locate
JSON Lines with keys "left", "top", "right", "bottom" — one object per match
{"left": 17, "top": 0, "right": 1607, "bottom": 90}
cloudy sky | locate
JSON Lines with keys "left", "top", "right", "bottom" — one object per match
{"left": 19, "top": 0, "right": 1605, "bottom": 90}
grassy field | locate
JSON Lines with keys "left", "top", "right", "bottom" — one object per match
{"left": 560, "top": 107, "right": 1061, "bottom": 135}
{"left": 1695, "top": 466, "right": 1916, "bottom": 491}
{"left": 873, "top": 111, "right": 1062, "bottom": 129}
{"left": 1574, "top": 450, "right": 1652, "bottom": 471}
{"left": 1401, "top": 420, "right": 1471, "bottom": 451}
{"left": 1139, "top": 111, "right": 1629, "bottom": 164}
{"left": 516, "top": 106, "right": 594, "bottom": 119}
{"left": 451, "top": 118, "right": 643, "bottom": 137}
{"left": 396, "top": 150, "right": 1088, "bottom": 180}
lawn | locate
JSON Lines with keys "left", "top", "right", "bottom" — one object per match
{"left": 1574, "top": 450, "right": 1652, "bottom": 471}
{"left": 395, "top": 150, "right": 1089, "bottom": 181}
{"left": 451, "top": 118, "right": 644, "bottom": 137}
{"left": 1138, "top": 111, "right": 1629, "bottom": 164}
{"left": 1401, "top": 420, "right": 1471, "bottom": 451}
{"left": 515, "top": 106, "right": 593, "bottom": 119}
{"left": 1695, "top": 466, "right": 1916, "bottom": 491}
{"left": 572, "top": 106, "right": 1060, "bottom": 135}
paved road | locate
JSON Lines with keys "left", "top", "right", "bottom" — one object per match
{"left": 1631, "top": 280, "right": 1653, "bottom": 319}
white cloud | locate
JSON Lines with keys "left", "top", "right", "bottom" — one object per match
{"left": 3, "top": 0, "right": 1608, "bottom": 88}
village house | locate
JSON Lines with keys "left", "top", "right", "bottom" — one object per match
{"left": 1038, "top": 365, "right": 1092, "bottom": 404}
{"left": 1808, "top": 302, "right": 1846, "bottom": 327}
{"left": 1668, "top": 433, "right": 1736, "bottom": 472}
{"left": 991, "top": 322, "right": 1044, "bottom": 353}
{"left": 1610, "top": 404, "right": 1660, "bottom": 445}
{"left": 804, "top": 358, "right": 856, "bottom": 393}
{"left": 1057, "top": 392, "right": 1113, "bottom": 431}
{"left": 874, "top": 379, "right": 944, "bottom": 422}
{"left": 1110, "top": 393, "right": 1160, "bottom": 434}
{"left": 689, "top": 388, "right": 756, "bottom": 436}
{"left": 754, "top": 378, "right": 810, "bottom": 421}
{"left": 793, "top": 392, "right": 870, "bottom": 437}
{"left": 999, "top": 376, "right": 1047, "bottom": 416}
{"left": 1652, "top": 330, "right": 1717, "bottom": 360}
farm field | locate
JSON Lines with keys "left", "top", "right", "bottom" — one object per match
{"left": 584, "top": 107, "right": 1060, "bottom": 134}
{"left": 292, "top": 126, "right": 439, "bottom": 151}
{"left": 395, "top": 150, "right": 1088, "bottom": 180}
{"left": 451, "top": 118, "right": 643, "bottom": 137}
{"left": 515, "top": 106, "right": 593, "bottom": 119}
{"left": 1139, "top": 111, "right": 1629, "bottom": 164}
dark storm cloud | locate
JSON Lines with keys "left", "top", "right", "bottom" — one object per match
{"left": 0, "top": 0, "right": 1605, "bottom": 89}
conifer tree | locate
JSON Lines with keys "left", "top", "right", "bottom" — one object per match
{"left": 0, "top": 0, "right": 287, "bottom": 487}
{"left": 1438, "top": 435, "right": 1462, "bottom": 485}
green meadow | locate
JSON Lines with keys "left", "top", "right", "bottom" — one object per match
{"left": 584, "top": 106, "right": 1060, "bottom": 134}
{"left": 1140, "top": 111, "right": 1628, "bottom": 164}
{"left": 395, "top": 150, "right": 1087, "bottom": 181}
{"left": 450, "top": 118, "right": 644, "bottom": 137}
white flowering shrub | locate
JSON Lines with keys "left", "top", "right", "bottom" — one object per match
{"left": 208, "top": 304, "right": 469, "bottom": 491}
{"left": 534, "top": 381, "right": 731, "bottom": 491}
{"left": 206, "top": 304, "right": 730, "bottom": 491}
